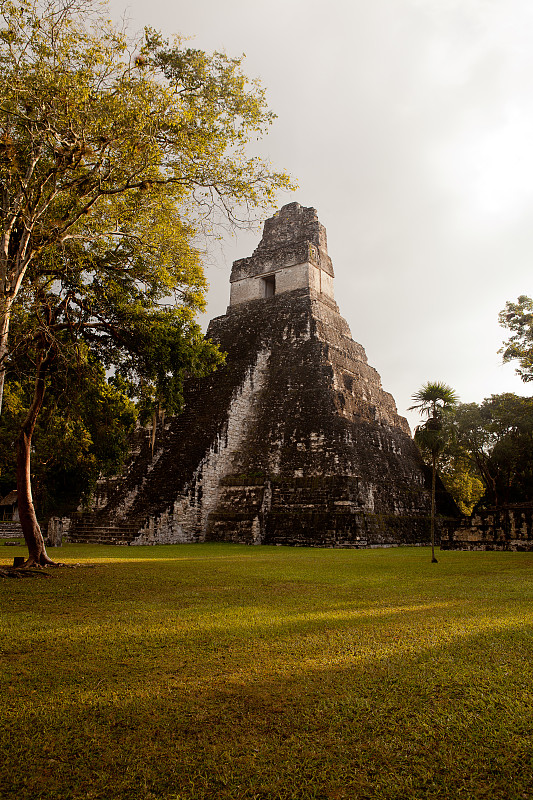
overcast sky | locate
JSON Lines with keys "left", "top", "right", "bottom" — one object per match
{"left": 111, "top": 0, "right": 533, "bottom": 429}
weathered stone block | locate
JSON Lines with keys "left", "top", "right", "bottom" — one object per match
{"left": 441, "top": 505, "right": 533, "bottom": 551}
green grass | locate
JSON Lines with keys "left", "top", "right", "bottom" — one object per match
{"left": 1, "top": 543, "right": 533, "bottom": 800}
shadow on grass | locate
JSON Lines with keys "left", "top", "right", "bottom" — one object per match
{"left": 2, "top": 615, "right": 533, "bottom": 800}
{"left": 2, "top": 545, "right": 533, "bottom": 798}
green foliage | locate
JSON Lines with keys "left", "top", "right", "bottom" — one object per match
{"left": 0, "top": 357, "right": 136, "bottom": 515}
{"left": 0, "top": 0, "right": 291, "bottom": 256}
{"left": 0, "top": 0, "right": 294, "bottom": 522}
{"left": 0, "top": 0, "right": 294, "bottom": 404}
{"left": 410, "top": 382, "right": 459, "bottom": 559}
{"left": 410, "top": 381, "right": 458, "bottom": 469}
{"left": 410, "top": 381, "right": 459, "bottom": 467}
{"left": 408, "top": 384, "right": 482, "bottom": 515}
{"left": 409, "top": 381, "right": 459, "bottom": 420}
{"left": 1, "top": 255, "right": 223, "bottom": 513}
{"left": 438, "top": 455, "right": 485, "bottom": 515}
{"left": 413, "top": 421, "right": 445, "bottom": 460}
{"left": 499, "top": 295, "right": 533, "bottom": 382}
{"left": 442, "top": 394, "right": 533, "bottom": 508}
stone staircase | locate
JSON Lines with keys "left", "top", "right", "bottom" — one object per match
{"left": 67, "top": 351, "right": 262, "bottom": 544}
{"left": 0, "top": 521, "right": 24, "bottom": 541}
{"left": 204, "top": 475, "right": 371, "bottom": 548}
{"left": 67, "top": 517, "right": 145, "bottom": 545}
{"left": 263, "top": 476, "right": 368, "bottom": 548}
{"left": 205, "top": 477, "right": 268, "bottom": 544}
{"left": 67, "top": 424, "right": 154, "bottom": 544}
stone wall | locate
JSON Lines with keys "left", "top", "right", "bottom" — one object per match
{"left": 0, "top": 521, "right": 24, "bottom": 541}
{"left": 229, "top": 204, "right": 335, "bottom": 307}
{"left": 129, "top": 349, "right": 272, "bottom": 545}
{"left": 229, "top": 259, "right": 335, "bottom": 307}
{"left": 199, "top": 289, "right": 455, "bottom": 547}
{"left": 46, "top": 517, "right": 71, "bottom": 547}
{"left": 441, "top": 505, "right": 533, "bottom": 551}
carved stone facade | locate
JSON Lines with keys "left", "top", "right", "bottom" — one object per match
{"left": 69, "top": 203, "right": 457, "bottom": 547}
{"left": 441, "top": 505, "right": 533, "bottom": 551}
{"left": 229, "top": 204, "right": 334, "bottom": 306}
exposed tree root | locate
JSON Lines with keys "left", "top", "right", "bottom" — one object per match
{"left": 24, "top": 555, "right": 66, "bottom": 568}
{"left": 0, "top": 565, "right": 52, "bottom": 579}
{"left": 0, "top": 562, "right": 93, "bottom": 578}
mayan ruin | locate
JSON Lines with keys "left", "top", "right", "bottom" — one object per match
{"left": 68, "top": 202, "right": 456, "bottom": 547}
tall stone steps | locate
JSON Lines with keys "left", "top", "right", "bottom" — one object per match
{"left": 68, "top": 524, "right": 142, "bottom": 545}
{"left": 205, "top": 482, "right": 267, "bottom": 544}
{"left": 0, "top": 521, "right": 24, "bottom": 539}
{"left": 89, "top": 428, "right": 154, "bottom": 514}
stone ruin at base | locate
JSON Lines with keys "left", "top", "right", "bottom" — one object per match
{"left": 68, "top": 203, "right": 457, "bottom": 547}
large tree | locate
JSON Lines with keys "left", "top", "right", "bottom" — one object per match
{"left": 0, "top": 0, "right": 293, "bottom": 567}
{"left": 410, "top": 381, "right": 458, "bottom": 562}
{"left": 499, "top": 295, "right": 533, "bottom": 383}
{"left": 441, "top": 394, "right": 533, "bottom": 509}
{"left": 6, "top": 243, "right": 224, "bottom": 566}
{"left": 0, "top": 345, "right": 137, "bottom": 517}
{"left": 0, "top": 0, "right": 292, "bottom": 410}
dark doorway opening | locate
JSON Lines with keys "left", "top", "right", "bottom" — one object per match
{"left": 263, "top": 275, "right": 275, "bottom": 297}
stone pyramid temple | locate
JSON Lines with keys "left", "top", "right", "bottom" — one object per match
{"left": 69, "top": 203, "right": 456, "bottom": 547}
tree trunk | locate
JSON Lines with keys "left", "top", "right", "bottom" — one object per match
{"left": 16, "top": 351, "right": 58, "bottom": 566}
{"left": 0, "top": 296, "right": 13, "bottom": 415}
{"left": 150, "top": 408, "right": 157, "bottom": 458}
{"left": 475, "top": 454, "right": 499, "bottom": 506}
{"left": 431, "top": 453, "right": 438, "bottom": 563}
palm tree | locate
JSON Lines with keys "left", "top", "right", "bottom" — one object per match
{"left": 409, "top": 382, "right": 458, "bottom": 563}
{"left": 410, "top": 381, "right": 459, "bottom": 420}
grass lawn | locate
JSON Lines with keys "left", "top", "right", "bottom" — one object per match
{"left": 1, "top": 542, "right": 533, "bottom": 800}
